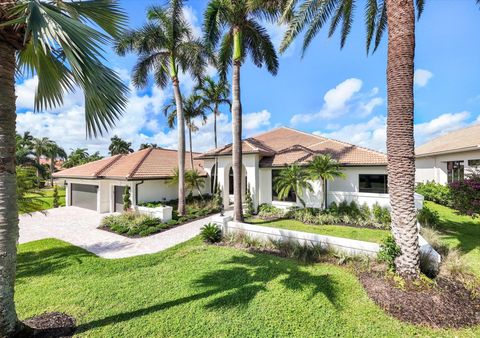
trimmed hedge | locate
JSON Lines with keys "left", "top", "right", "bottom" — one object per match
{"left": 415, "top": 181, "right": 451, "bottom": 207}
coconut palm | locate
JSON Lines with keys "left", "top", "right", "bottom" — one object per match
{"left": 195, "top": 76, "right": 230, "bottom": 193}
{"left": 307, "top": 154, "right": 345, "bottom": 209}
{"left": 280, "top": 0, "right": 427, "bottom": 278}
{"left": 116, "top": 0, "right": 209, "bottom": 216}
{"left": 108, "top": 135, "right": 133, "bottom": 155}
{"left": 164, "top": 94, "right": 207, "bottom": 170}
{"left": 0, "top": 1, "right": 128, "bottom": 334}
{"left": 204, "top": 0, "right": 280, "bottom": 221}
{"left": 32, "top": 137, "right": 54, "bottom": 185}
{"left": 45, "top": 142, "right": 67, "bottom": 187}
{"left": 274, "top": 164, "right": 313, "bottom": 207}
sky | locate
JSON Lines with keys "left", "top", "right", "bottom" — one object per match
{"left": 15, "top": 0, "right": 480, "bottom": 156}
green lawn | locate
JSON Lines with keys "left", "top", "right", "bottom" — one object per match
{"left": 246, "top": 217, "right": 390, "bottom": 244}
{"left": 16, "top": 238, "right": 479, "bottom": 337}
{"left": 426, "top": 201, "right": 480, "bottom": 276}
{"left": 22, "top": 187, "right": 66, "bottom": 213}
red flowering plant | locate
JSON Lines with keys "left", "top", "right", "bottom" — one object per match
{"left": 449, "top": 169, "right": 480, "bottom": 216}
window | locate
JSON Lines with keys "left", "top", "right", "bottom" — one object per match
{"left": 468, "top": 159, "right": 480, "bottom": 167}
{"left": 447, "top": 161, "right": 464, "bottom": 183}
{"left": 229, "top": 167, "right": 234, "bottom": 195}
{"left": 272, "top": 169, "right": 296, "bottom": 202}
{"left": 359, "top": 174, "right": 388, "bottom": 194}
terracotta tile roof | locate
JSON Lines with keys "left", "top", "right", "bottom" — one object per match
{"left": 199, "top": 126, "right": 387, "bottom": 166}
{"left": 53, "top": 148, "right": 205, "bottom": 180}
{"left": 416, "top": 124, "right": 480, "bottom": 156}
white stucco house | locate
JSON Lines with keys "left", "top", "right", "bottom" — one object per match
{"left": 53, "top": 147, "right": 207, "bottom": 213}
{"left": 197, "top": 127, "right": 423, "bottom": 210}
{"left": 415, "top": 124, "right": 480, "bottom": 185}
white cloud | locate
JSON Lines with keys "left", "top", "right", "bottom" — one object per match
{"left": 415, "top": 111, "right": 471, "bottom": 145}
{"left": 414, "top": 69, "right": 433, "bottom": 87}
{"left": 263, "top": 21, "right": 294, "bottom": 57}
{"left": 290, "top": 78, "right": 383, "bottom": 124}
{"left": 183, "top": 6, "right": 202, "bottom": 39}
{"left": 243, "top": 109, "right": 271, "bottom": 130}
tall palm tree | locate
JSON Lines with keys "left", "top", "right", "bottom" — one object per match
{"left": 307, "top": 154, "right": 345, "bottom": 209}
{"left": 274, "top": 164, "right": 313, "bottom": 207}
{"left": 116, "top": 0, "right": 209, "bottom": 216}
{"left": 280, "top": 0, "right": 427, "bottom": 279}
{"left": 32, "top": 137, "right": 53, "bottom": 186}
{"left": 204, "top": 0, "right": 280, "bottom": 221}
{"left": 0, "top": 1, "right": 128, "bottom": 335}
{"left": 108, "top": 135, "right": 133, "bottom": 155}
{"left": 45, "top": 142, "right": 67, "bottom": 187}
{"left": 195, "top": 75, "right": 230, "bottom": 192}
{"left": 163, "top": 94, "right": 207, "bottom": 170}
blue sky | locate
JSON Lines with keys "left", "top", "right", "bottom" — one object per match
{"left": 15, "top": 0, "right": 480, "bottom": 155}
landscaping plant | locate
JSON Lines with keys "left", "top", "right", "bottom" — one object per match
{"left": 415, "top": 181, "right": 452, "bottom": 207}
{"left": 123, "top": 186, "right": 132, "bottom": 212}
{"left": 378, "top": 235, "right": 402, "bottom": 272}
{"left": 52, "top": 186, "right": 59, "bottom": 209}
{"left": 417, "top": 206, "right": 440, "bottom": 228}
{"left": 244, "top": 184, "right": 255, "bottom": 217}
{"left": 200, "top": 223, "right": 222, "bottom": 243}
{"left": 449, "top": 171, "right": 480, "bottom": 216}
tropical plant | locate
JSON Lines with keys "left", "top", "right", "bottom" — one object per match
{"left": 449, "top": 171, "right": 480, "bottom": 216}
{"left": 52, "top": 185, "right": 60, "bottom": 208}
{"left": 274, "top": 164, "right": 313, "bottom": 207}
{"left": 195, "top": 75, "right": 231, "bottom": 192}
{"left": 415, "top": 181, "right": 451, "bottom": 206}
{"left": 378, "top": 235, "right": 402, "bottom": 272}
{"left": 139, "top": 143, "right": 159, "bottom": 150}
{"left": 244, "top": 184, "right": 255, "bottom": 216}
{"left": 16, "top": 166, "right": 47, "bottom": 214}
{"left": 15, "top": 133, "right": 35, "bottom": 166}
{"left": 32, "top": 137, "right": 54, "bottom": 185}
{"left": 307, "top": 154, "right": 345, "bottom": 209}
{"left": 163, "top": 94, "right": 207, "bottom": 170}
{"left": 280, "top": 0, "right": 426, "bottom": 279}
{"left": 108, "top": 135, "right": 133, "bottom": 155}
{"left": 123, "top": 186, "right": 132, "bottom": 212}
{"left": 200, "top": 223, "right": 222, "bottom": 243}
{"left": 204, "top": 0, "right": 280, "bottom": 221}
{"left": 45, "top": 141, "right": 67, "bottom": 186}
{"left": 117, "top": 0, "right": 209, "bottom": 216}
{"left": 0, "top": 0, "right": 128, "bottom": 334}
{"left": 169, "top": 168, "right": 206, "bottom": 197}
{"left": 63, "top": 148, "right": 103, "bottom": 168}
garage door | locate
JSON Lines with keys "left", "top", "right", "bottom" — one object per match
{"left": 71, "top": 184, "right": 98, "bottom": 211}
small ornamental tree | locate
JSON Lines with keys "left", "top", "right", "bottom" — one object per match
{"left": 52, "top": 185, "right": 59, "bottom": 208}
{"left": 123, "top": 186, "right": 132, "bottom": 212}
{"left": 449, "top": 171, "right": 480, "bottom": 216}
{"left": 244, "top": 184, "right": 255, "bottom": 217}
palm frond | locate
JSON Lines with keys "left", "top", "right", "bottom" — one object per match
{"left": 365, "top": 0, "right": 378, "bottom": 54}
{"left": 373, "top": 0, "right": 387, "bottom": 52}
{"left": 302, "top": 0, "right": 339, "bottom": 55}
{"left": 340, "top": 0, "right": 355, "bottom": 48}
{"left": 243, "top": 19, "right": 279, "bottom": 75}
{"left": 415, "top": 0, "right": 425, "bottom": 19}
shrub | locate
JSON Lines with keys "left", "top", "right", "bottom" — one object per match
{"left": 123, "top": 186, "right": 132, "bottom": 211}
{"left": 100, "top": 212, "right": 165, "bottom": 237}
{"left": 244, "top": 185, "right": 255, "bottom": 217}
{"left": 415, "top": 181, "right": 451, "bottom": 206}
{"left": 52, "top": 185, "right": 59, "bottom": 208}
{"left": 200, "top": 223, "right": 222, "bottom": 243}
{"left": 377, "top": 235, "right": 401, "bottom": 271}
{"left": 359, "top": 203, "right": 371, "bottom": 221}
{"left": 417, "top": 206, "right": 440, "bottom": 228}
{"left": 258, "top": 204, "right": 284, "bottom": 220}
{"left": 372, "top": 203, "right": 391, "bottom": 229}
{"left": 449, "top": 172, "right": 480, "bottom": 216}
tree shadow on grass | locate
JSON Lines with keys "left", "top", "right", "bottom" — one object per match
{"left": 75, "top": 252, "right": 339, "bottom": 334}
{"left": 436, "top": 214, "right": 480, "bottom": 256}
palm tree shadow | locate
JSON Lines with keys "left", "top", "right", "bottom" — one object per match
{"left": 76, "top": 252, "right": 339, "bottom": 334}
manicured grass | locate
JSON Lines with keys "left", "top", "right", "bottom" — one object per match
{"left": 16, "top": 238, "right": 479, "bottom": 337}
{"left": 426, "top": 201, "right": 480, "bottom": 276}
{"left": 22, "top": 187, "right": 66, "bottom": 213}
{"left": 246, "top": 217, "right": 390, "bottom": 244}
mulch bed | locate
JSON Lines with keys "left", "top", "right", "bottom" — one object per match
{"left": 359, "top": 271, "right": 480, "bottom": 328}
{"left": 20, "top": 312, "right": 76, "bottom": 337}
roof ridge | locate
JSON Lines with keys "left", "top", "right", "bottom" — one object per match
{"left": 128, "top": 147, "right": 154, "bottom": 179}
{"left": 416, "top": 122, "right": 480, "bottom": 148}
{"left": 94, "top": 155, "right": 123, "bottom": 177}
{"left": 277, "top": 144, "right": 315, "bottom": 154}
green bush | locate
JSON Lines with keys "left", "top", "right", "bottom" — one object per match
{"left": 52, "top": 185, "right": 59, "bottom": 208}
{"left": 372, "top": 203, "right": 391, "bottom": 229}
{"left": 449, "top": 172, "right": 480, "bottom": 216}
{"left": 417, "top": 206, "right": 440, "bottom": 228}
{"left": 123, "top": 186, "right": 132, "bottom": 211}
{"left": 244, "top": 185, "right": 255, "bottom": 217}
{"left": 200, "top": 223, "right": 222, "bottom": 243}
{"left": 377, "top": 235, "right": 401, "bottom": 271}
{"left": 258, "top": 203, "right": 284, "bottom": 220}
{"left": 100, "top": 212, "right": 168, "bottom": 237}
{"left": 415, "top": 181, "right": 451, "bottom": 206}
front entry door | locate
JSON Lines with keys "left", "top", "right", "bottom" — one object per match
{"left": 114, "top": 186, "right": 124, "bottom": 212}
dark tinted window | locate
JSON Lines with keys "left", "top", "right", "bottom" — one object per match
{"left": 359, "top": 174, "right": 388, "bottom": 194}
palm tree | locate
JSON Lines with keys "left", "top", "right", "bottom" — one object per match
{"left": 116, "top": 0, "right": 209, "bottom": 216}
{"left": 195, "top": 75, "right": 230, "bottom": 193}
{"left": 139, "top": 143, "right": 158, "bottom": 150}
{"left": 169, "top": 168, "right": 206, "bottom": 197}
{"left": 108, "top": 135, "right": 133, "bottom": 155}
{"left": 45, "top": 142, "right": 67, "bottom": 187}
{"left": 32, "top": 137, "right": 54, "bottom": 186}
{"left": 163, "top": 94, "right": 207, "bottom": 170}
{"left": 307, "top": 154, "right": 345, "bottom": 209}
{"left": 204, "top": 0, "right": 280, "bottom": 221}
{"left": 274, "top": 164, "right": 313, "bottom": 207}
{"left": 280, "top": 0, "right": 425, "bottom": 279}
{"left": 0, "top": 1, "right": 128, "bottom": 335}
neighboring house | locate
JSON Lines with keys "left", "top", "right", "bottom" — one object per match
{"left": 53, "top": 147, "right": 207, "bottom": 212}
{"left": 416, "top": 124, "right": 480, "bottom": 185}
{"left": 196, "top": 127, "right": 423, "bottom": 210}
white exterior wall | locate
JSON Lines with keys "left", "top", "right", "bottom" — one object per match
{"left": 415, "top": 149, "right": 480, "bottom": 184}
{"left": 259, "top": 168, "right": 272, "bottom": 204}
{"left": 329, "top": 166, "right": 387, "bottom": 192}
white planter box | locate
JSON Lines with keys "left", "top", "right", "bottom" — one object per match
{"left": 135, "top": 205, "right": 173, "bottom": 222}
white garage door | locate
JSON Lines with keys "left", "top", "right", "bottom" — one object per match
{"left": 71, "top": 184, "right": 98, "bottom": 211}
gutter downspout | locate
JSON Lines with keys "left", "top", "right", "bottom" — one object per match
{"left": 135, "top": 180, "right": 145, "bottom": 205}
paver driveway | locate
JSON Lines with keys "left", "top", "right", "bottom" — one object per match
{"left": 19, "top": 207, "right": 217, "bottom": 258}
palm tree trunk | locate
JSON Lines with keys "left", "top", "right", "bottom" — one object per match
{"left": 188, "top": 126, "right": 194, "bottom": 171}
{"left": 36, "top": 155, "right": 41, "bottom": 187}
{"left": 172, "top": 78, "right": 186, "bottom": 216}
{"left": 50, "top": 157, "right": 55, "bottom": 187}
{"left": 323, "top": 178, "right": 327, "bottom": 210}
{"left": 0, "top": 40, "right": 21, "bottom": 337}
{"left": 213, "top": 103, "right": 218, "bottom": 194}
{"left": 386, "top": 0, "right": 419, "bottom": 279}
{"left": 232, "top": 61, "right": 243, "bottom": 221}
